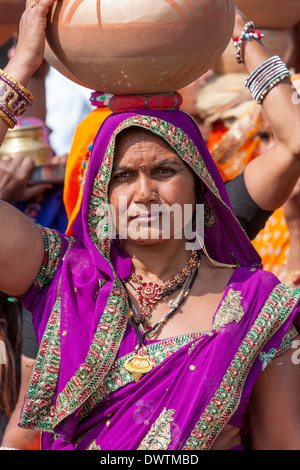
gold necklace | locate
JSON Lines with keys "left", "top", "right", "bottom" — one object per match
{"left": 128, "top": 250, "right": 198, "bottom": 321}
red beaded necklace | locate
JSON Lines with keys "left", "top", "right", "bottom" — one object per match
{"left": 128, "top": 250, "right": 199, "bottom": 321}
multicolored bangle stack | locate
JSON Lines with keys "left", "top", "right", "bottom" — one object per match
{"left": 0, "top": 69, "right": 34, "bottom": 129}
{"left": 245, "top": 56, "right": 291, "bottom": 105}
{"left": 233, "top": 21, "right": 264, "bottom": 64}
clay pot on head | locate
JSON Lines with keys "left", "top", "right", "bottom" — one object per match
{"left": 46, "top": 0, "right": 235, "bottom": 95}
{"left": 0, "top": 0, "right": 26, "bottom": 46}
{"left": 44, "top": 41, "right": 89, "bottom": 88}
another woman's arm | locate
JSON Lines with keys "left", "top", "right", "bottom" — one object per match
{"left": 233, "top": 9, "right": 300, "bottom": 211}
{"left": 0, "top": 0, "right": 59, "bottom": 295}
{"left": 248, "top": 341, "right": 300, "bottom": 449}
{"left": 282, "top": 179, "right": 300, "bottom": 286}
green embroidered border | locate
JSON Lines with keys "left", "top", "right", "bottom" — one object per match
{"left": 275, "top": 323, "right": 299, "bottom": 357}
{"left": 53, "top": 277, "right": 129, "bottom": 428}
{"left": 34, "top": 226, "right": 65, "bottom": 290}
{"left": 20, "top": 277, "right": 129, "bottom": 432}
{"left": 183, "top": 283, "right": 300, "bottom": 450}
{"left": 20, "top": 284, "right": 61, "bottom": 431}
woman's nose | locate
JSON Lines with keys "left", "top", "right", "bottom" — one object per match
{"left": 134, "top": 175, "right": 158, "bottom": 202}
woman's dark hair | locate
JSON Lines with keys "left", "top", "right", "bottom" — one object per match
{"left": 0, "top": 292, "right": 22, "bottom": 418}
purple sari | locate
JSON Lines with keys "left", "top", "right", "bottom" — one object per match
{"left": 18, "top": 110, "right": 300, "bottom": 450}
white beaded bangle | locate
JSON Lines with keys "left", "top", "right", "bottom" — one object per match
{"left": 245, "top": 56, "right": 291, "bottom": 104}
{"left": 234, "top": 21, "right": 255, "bottom": 64}
{"left": 233, "top": 21, "right": 265, "bottom": 64}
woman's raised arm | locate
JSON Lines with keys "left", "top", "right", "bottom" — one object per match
{"left": 0, "top": 201, "right": 44, "bottom": 295}
{"left": 0, "top": 0, "right": 59, "bottom": 145}
{"left": 232, "top": 9, "right": 300, "bottom": 211}
{"left": 0, "top": 0, "right": 59, "bottom": 295}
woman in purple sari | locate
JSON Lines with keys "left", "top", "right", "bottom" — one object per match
{"left": 0, "top": 0, "right": 300, "bottom": 451}
{"left": 11, "top": 107, "right": 298, "bottom": 451}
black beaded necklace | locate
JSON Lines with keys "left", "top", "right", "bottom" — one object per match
{"left": 125, "top": 275, "right": 189, "bottom": 329}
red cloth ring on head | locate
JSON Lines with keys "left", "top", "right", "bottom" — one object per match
{"left": 108, "top": 92, "right": 183, "bottom": 113}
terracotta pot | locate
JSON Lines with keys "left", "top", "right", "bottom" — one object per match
{"left": 0, "top": 0, "right": 26, "bottom": 45}
{"left": 235, "top": 0, "right": 300, "bottom": 30}
{"left": 213, "top": 29, "right": 293, "bottom": 74}
{"left": 44, "top": 41, "right": 89, "bottom": 88}
{"left": 46, "top": 0, "right": 235, "bottom": 95}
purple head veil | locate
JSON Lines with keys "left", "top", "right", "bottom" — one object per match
{"left": 73, "top": 109, "right": 262, "bottom": 268}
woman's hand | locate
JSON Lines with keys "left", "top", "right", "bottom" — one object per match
{"left": 0, "top": 156, "right": 52, "bottom": 203}
{"left": 5, "top": 0, "right": 60, "bottom": 86}
{"left": 0, "top": 0, "right": 59, "bottom": 146}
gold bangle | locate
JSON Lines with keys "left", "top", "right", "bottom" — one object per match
{"left": 2, "top": 87, "right": 30, "bottom": 116}
{"left": 0, "top": 69, "right": 34, "bottom": 104}
{"left": 0, "top": 108, "right": 16, "bottom": 129}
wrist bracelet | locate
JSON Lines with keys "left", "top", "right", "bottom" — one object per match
{"left": 1, "top": 87, "right": 30, "bottom": 116}
{"left": 0, "top": 104, "right": 18, "bottom": 128}
{"left": 0, "top": 69, "right": 34, "bottom": 104}
{"left": 233, "top": 21, "right": 265, "bottom": 64}
{"left": 0, "top": 70, "right": 34, "bottom": 129}
{"left": 245, "top": 56, "right": 291, "bottom": 104}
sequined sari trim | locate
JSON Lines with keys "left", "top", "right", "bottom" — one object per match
{"left": 20, "top": 283, "right": 61, "bottom": 430}
{"left": 34, "top": 226, "right": 65, "bottom": 289}
{"left": 138, "top": 408, "right": 176, "bottom": 450}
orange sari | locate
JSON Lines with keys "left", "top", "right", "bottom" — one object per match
{"left": 63, "top": 107, "right": 111, "bottom": 235}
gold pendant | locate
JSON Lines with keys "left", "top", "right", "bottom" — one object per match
{"left": 124, "top": 347, "right": 154, "bottom": 382}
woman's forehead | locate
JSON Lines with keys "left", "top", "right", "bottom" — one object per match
{"left": 113, "top": 127, "right": 180, "bottom": 165}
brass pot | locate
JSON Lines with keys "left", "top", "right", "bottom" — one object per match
{"left": 0, "top": 125, "right": 51, "bottom": 165}
{"left": 46, "top": 0, "right": 235, "bottom": 94}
